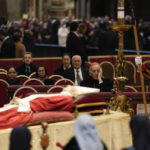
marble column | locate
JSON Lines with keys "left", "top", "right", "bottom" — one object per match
{"left": 80, "top": 0, "right": 85, "bottom": 18}
{"left": 75, "top": 0, "right": 79, "bottom": 18}
{"left": 39, "top": 0, "right": 43, "bottom": 19}
{"left": 75, "top": 0, "right": 90, "bottom": 19}
{"left": 86, "top": 0, "right": 91, "bottom": 19}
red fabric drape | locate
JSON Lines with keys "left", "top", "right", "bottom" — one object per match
{"left": 0, "top": 107, "right": 32, "bottom": 129}
{"left": 30, "top": 95, "right": 74, "bottom": 113}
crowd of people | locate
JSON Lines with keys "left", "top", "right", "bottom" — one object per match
{"left": 2, "top": 52, "right": 113, "bottom": 92}
{"left": 0, "top": 15, "right": 150, "bottom": 58}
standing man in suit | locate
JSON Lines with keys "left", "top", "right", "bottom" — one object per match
{"left": 66, "top": 21, "right": 87, "bottom": 65}
{"left": 63, "top": 55, "right": 89, "bottom": 85}
{"left": 16, "top": 52, "right": 37, "bottom": 76}
{"left": 54, "top": 53, "right": 71, "bottom": 76}
{"left": 0, "top": 26, "right": 15, "bottom": 58}
{"left": 80, "top": 62, "right": 113, "bottom": 92}
{"left": 98, "top": 21, "right": 117, "bottom": 55}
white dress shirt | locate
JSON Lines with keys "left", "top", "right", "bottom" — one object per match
{"left": 74, "top": 68, "right": 83, "bottom": 85}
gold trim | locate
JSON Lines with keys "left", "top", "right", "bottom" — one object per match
{"left": 0, "top": 57, "right": 62, "bottom": 61}
{"left": 143, "top": 60, "right": 150, "bottom": 65}
{"left": 75, "top": 102, "right": 108, "bottom": 108}
{"left": 74, "top": 102, "right": 108, "bottom": 117}
{"left": 0, "top": 55, "right": 150, "bottom": 61}
{"left": 89, "top": 55, "right": 150, "bottom": 59}
{"left": 76, "top": 110, "right": 104, "bottom": 115}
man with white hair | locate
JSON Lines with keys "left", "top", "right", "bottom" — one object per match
{"left": 80, "top": 62, "right": 113, "bottom": 92}
{"left": 63, "top": 55, "right": 88, "bottom": 85}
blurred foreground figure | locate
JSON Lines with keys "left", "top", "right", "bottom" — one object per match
{"left": 123, "top": 115, "right": 150, "bottom": 150}
{"left": 9, "top": 126, "right": 31, "bottom": 150}
{"left": 63, "top": 114, "right": 107, "bottom": 150}
{"left": 130, "top": 115, "right": 150, "bottom": 150}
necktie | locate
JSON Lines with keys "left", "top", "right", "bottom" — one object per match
{"left": 26, "top": 66, "right": 30, "bottom": 76}
{"left": 76, "top": 69, "right": 81, "bottom": 85}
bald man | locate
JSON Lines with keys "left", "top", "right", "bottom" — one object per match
{"left": 80, "top": 62, "right": 113, "bottom": 92}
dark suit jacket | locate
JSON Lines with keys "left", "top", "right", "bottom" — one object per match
{"left": 66, "top": 31, "right": 87, "bottom": 63}
{"left": 54, "top": 64, "right": 71, "bottom": 77}
{"left": 37, "top": 76, "right": 54, "bottom": 85}
{"left": 98, "top": 29, "right": 117, "bottom": 55}
{"left": 5, "top": 77, "right": 21, "bottom": 85}
{"left": 80, "top": 76, "right": 113, "bottom": 92}
{"left": 63, "top": 67, "right": 89, "bottom": 82}
{"left": 16, "top": 63, "right": 37, "bottom": 76}
{"left": 0, "top": 37, "right": 15, "bottom": 58}
{"left": 43, "top": 78, "right": 54, "bottom": 85}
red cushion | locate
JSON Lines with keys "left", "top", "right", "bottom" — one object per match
{"left": 74, "top": 93, "right": 107, "bottom": 104}
{"left": 27, "top": 111, "right": 74, "bottom": 126}
{"left": 74, "top": 93, "right": 108, "bottom": 114}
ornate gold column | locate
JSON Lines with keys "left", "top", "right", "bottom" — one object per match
{"left": 113, "top": 0, "right": 131, "bottom": 92}
{"left": 108, "top": 0, "right": 133, "bottom": 115}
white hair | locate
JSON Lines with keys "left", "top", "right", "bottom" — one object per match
{"left": 72, "top": 55, "right": 81, "bottom": 62}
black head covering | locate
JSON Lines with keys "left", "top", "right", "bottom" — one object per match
{"left": 63, "top": 137, "right": 107, "bottom": 150}
{"left": 63, "top": 137, "right": 80, "bottom": 150}
{"left": 130, "top": 115, "right": 150, "bottom": 150}
{"left": 9, "top": 126, "right": 31, "bottom": 150}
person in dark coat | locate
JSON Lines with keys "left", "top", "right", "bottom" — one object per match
{"left": 63, "top": 55, "right": 89, "bottom": 85}
{"left": 23, "top": 29, "right": 34, "bottom": 53}
{"left": 98, "top": 21, "right": 117, "bottom": 55}
{"left": 9, "top": 126, "right": 31, "bottom": 150}
{"left": 0, "top": 26, "right": 15, "bottom": 58}
{"left": 36, "top": 65, "right": 54, "bottom": 85}
{"left": 16, "top": 52, "right": 37, "bottom": 76}
{"left": 55, "top": 53, "right": 71, "bottom": 76}
{"left": 80, "top": 62, "right": 113, "bottom": 92}
{"left": 129, "top": 115, "right": 150, "bottom": 150}
{"left": 66, "top": 21, "right": 88, "bottom": 65}
{"left": 5, "top": 66, "right": 21, "bottom": 85}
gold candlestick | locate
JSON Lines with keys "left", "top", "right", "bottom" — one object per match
{"left": 108, "top": 0, "right": 133, "bottom": 116}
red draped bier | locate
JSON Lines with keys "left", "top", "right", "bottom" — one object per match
{"left": 0, "top": 95, "right": 74, "bottom": 129}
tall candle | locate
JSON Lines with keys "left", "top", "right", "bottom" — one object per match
{"left": 117, "top": 0, "right": 125, "bottom": 25}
